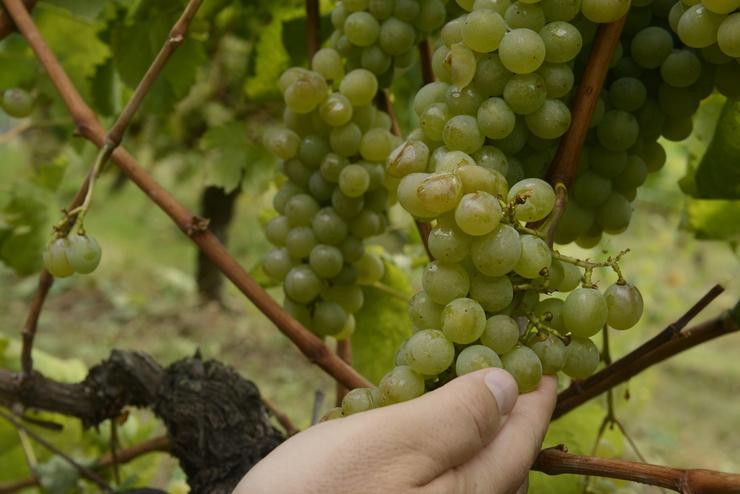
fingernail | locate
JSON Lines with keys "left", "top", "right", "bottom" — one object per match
{"left": 484, "top": 369, "right": 518, "bottom": 416}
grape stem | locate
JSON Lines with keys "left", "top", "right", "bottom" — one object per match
{"left": 552, "top": 249, "right": 628, "bottom": 284}
{"left": 305, "top": 0, "right": 320, "bottom": 60}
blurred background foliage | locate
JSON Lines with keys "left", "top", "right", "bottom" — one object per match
{"left": 0, "top": 0, "right": 738, "bottom": 492}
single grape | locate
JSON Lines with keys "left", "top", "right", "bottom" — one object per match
{"left": 508, "top": 178, "right": 556, "bottom": 222}
{"left": 455, "top": 163, "right": 508, "bottom": 198}
{"left": 423, "top": 261, "right": 471, "bottom": 305}
{"left": 502, "top": 346, "right": 543, "bottom": 393}
{"left": 446, "top": 43, "right": 478, "bottom": 88}
{"left": 312, "top": 47, "right": 344, "bottom": 82}
{"left": 514, "top": 234, "right": 552, "bottom": 279}
{"left": 562, "top": 336, "right": 600, "bottom": 379}
{"left": 428, "top": 225, "right": 472, "bottom": 263}
{"left": 539, "top": 21, "right": 582, "bottom": 63}
{"left": 387, "top": 140, "right": 430, "bottom": 178}
{"left": 660, "top": 50, "right": 702, "bottom": 88}
{"left": 498, "top": 29, "right": 546, "bottom": 74}
{"left": 469, "top": 272, "right": 514, "bottom": 312}
{"left": 581, "top": 0, "right": 630, "bottom": 23}
{"left": 43, "top": 238, "right": 75, "bottom": 278}
{"left": 677, "top": 5, "right": 724, "bottom": 48}
{"left": 342, "top": 387, "right": 382, "bottom": 415}
{"left": 354, "top": 251, "right": 385, "bottom": 285}
{"left": 66, "top": 234, "right": 102, "bottom": 274}
{"left": 472, "top": 54, "right": 513, "bottom": 97}
{"left": 417, "top": 172, "right": 464, "bottom": 214}
{"left": 596, "top": 192, "right": 632, "bottom": 233}
{"left": 456, "top": 345, "right": 503, "bottom": 375}
{"left": 340, "top": 69, "right": 379, "bottom": 106}
{"left": 262, "top": 248, "right": 295, "bottom": 280}
{"left": 503, "top": 73, "right": 547, "bottom": 115}
{"left": 481, "top": 314, "right": 520, "bottom": 354}
{"left": 379, "top": 17, "right": 416, "bottom": 56}
{"left": 379, "top": 365, "right": 426, "bottom": 404}
{"left": 309, "top": 244, "right": 344, "bottom": 278}
{"left": 397, "top": 173, "right": 436, "bottom": 219}
{"left": 563, "top": 287, "right": 608, "bottom": 337}
{"left": 528, "top": 334, "right": 566, "bottom": 374}
{"left": 344, "top": 11, "right": 380, "bottom": 47}
{"left": 505, "top": 2, "right": 546, "bottom": 31}
{"left": 455, "top": 191, "right": 503, "bottom": 236}
{"left": 406, "top": 329, "right": 456, "bottom": 375}
{"left": 524, "top": 99, "right": 571, "bottom": 139}
{"left": 443, "top": 114, "right": 485, "bottom": 154}
{"left": 534, "top": 297, "right": 565, "bottom": 333}
{"left": 604, "top": 282, "right": 643, "bottom": 330}
{"left": 478, "top": 97, "right": 517, "bottom": 139}
{"left": 462, "top": 9, "right": 507, "bottom": 52}
{"left": 313, "top": 301, "right": 349, "bottom": 337}
{"left": 285, "top": 226, "right": 317, "bottom": 259}
{"left": 284, "top": 265, "right": 323, "bottom": 303}
{"left": 408, "top": 290, "right": 444, "bottom": 330}
{"left": 1, "top": 88, "right": 33, "bottom": 118}
{"left": 537, "top": 62, "right": 574, "bottom": 98}
{"left": 441, "top": 297, "right": 487, "bottom": 344}
{"left": 717, "top": 13, "right": 740, "bottom": 57}
{"left": 471, "top": 224, "right": 522, "bottom": 277}
{"left": 264, "top": 128, "right": 300, "bottom": 160}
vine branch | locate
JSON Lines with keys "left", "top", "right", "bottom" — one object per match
{"left": 2, "top": 0, "right": 371, "bottom": 391}
{"left": 305, "top": 0, "right": 320, "bottom": 60}
{"left": 533, "top": 446, "right": 740, "bottom": 493}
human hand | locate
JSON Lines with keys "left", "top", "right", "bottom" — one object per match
{"left": 235, "top": 369, "right": 557, "bottom": 494}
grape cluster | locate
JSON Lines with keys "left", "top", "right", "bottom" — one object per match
{"left": 556, "top": 1, "right": 739, "bottom": 245}
{"left": 667, "top": 0, "right": 739, "bottom": 60}
{"left": 338, "top": 174, "right": 643, "bottom": 415}
{"left": 43, "top": 234, "right": 102, "bottom": 278}
{"left": 329, "top": 0, "right": 447, "bottom": 84}
{"left": 0, "top": 88, "right": 34, "bottom": 118}
{"left": 262, "top": 59, "right": 401, "bottom": 339}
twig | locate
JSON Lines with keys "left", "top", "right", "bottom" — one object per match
{"left": 263, "top": 397, "right": 299, "bottom": 436}
{"left": 554, "top": 305, "right": 738, "bottom": 418}
{"left": 533, "top": 446, "right": 740, "bottom": 493}
{"left": 311, "top": 390, "right": 325, "bottom": 425}
{"left": 0, "top": 409, "right": 113, "bottom": 492}
{"left": 20, "top": 272, "right": 53, "bottom": 378}
{"left": 0, "top": 0, "right": 33, "bottom": 39}
{"left": 305, "top": 0, "right": 320, "bottom": 60}
{"left": 418, "top": 39, "right": 434, "bottom": 84}
{"left": 335, "top": 339, "right": 352, "bottom": 406}
{"left": 2, "top": 0, "right": 371, "bottom": 390}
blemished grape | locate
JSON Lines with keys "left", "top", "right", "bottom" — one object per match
{"left": 66, "top": 234, "right": 102, "bottom": 274}
{"left": 563, "top": 287, "right": 609, "bottom": 337}
{"left": 534, "top": 297, "right": 565, "bottom": 333}
{"left": 528, "top": 334, "right": 566, "bottom": 374}
{"left": 387, "top": 140, "right": 430, "bottom": 178}
{"left": 406, "top": 329, "right": 456, "bottom": 375}
{"left": 604, "top": 282, "right": 644, "bottom": 330}
{"left": 397, "top": 173, "right": 436, "bottom": 219}
{"left": 471, "top": 224, "right": 522, "bottom": 277}
{"left": 43, "top": 238, "right": 75, "bottom": 278}
{"left": 342, "top": 387, "right": 381, "bottom": 415}
{"left": 502, "top": 346, "right": 543, "bottom": 393}
{"left": 456, "top": 163, "right": 508, "bottom": 197}
{"left": 508, "top": 178, "right": 556, "bottom": 222}
{"left": 562, "top": 336, "right": 600, "bottom": 379}
{"left": 417, "top": 172, "right": 465, "bottom": 214}
{"left": 379, "top": 365, "right": 426, "bottom": 404}
{"left": 1, "top": 88, "right": 33, "bottom": 118}
{"left": 514, "top": 234, "right": 552, "bottom": 279}
{"left": 456, "top": 345, "right": 503, "bottom": 375}
{"left": 441, "top": 297, "right": 487, "bottom": 343}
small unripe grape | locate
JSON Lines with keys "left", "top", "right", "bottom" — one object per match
{"left": 1, "top": 88, "right": 33, "bottom": 118}
{"left": 43, "top": 238, "right": 75, "bottom": 278}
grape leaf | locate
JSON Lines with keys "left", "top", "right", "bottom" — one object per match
{"left": 352, "top": 256, "right": 412, "bottom": 384}
{"left": 0, "top": 38, "right": 37, "bottom": 89}
{"left": 693, "top": 99, "right": 740, "bottom": 199}
{"left": 683, "top": 199, "right": 740, "bottom": 242}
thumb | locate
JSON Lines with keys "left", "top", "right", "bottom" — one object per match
{"left": 377, "top": 368, "right": 519, "bottom": 473}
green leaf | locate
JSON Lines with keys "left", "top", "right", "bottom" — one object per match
{"left": 0, "top": 38, "right": 37, "bottom": 89}
{"left": 352, "top": 255, "right": 413, "bottom": 384}
{"left": 683, "top": 199, "right": 740, "bottom": 242}
{"left": 693, "top": 99, "right": 740, "bottom": 199}
{"left": 200, "top": 122, "right": 248, "bottom": 193}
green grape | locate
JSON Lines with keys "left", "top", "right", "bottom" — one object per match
{"left": 417, "top": 172, "right": 464, "bottom": 214}
{"left": 630, "top": 27, "right": 673, "bottom": 68}
{"left": 420, "top": 103, "right": 452, "bottom": 142}
{"left": 354, "top": 251, "right": 385, "bottom": 285}
{"left": 553, "top": 199, "right": 595, "bottom": 244}
{"left": 614, "top": 155, "right": 647, "bottom": 191}
{"left": 604, "top": 282, "right": 643, "bottom": 330}
{"left": 442, "top": 16, "right": 464, "bottom": 46}
{"left": 661, "top": 116, "right": 694, "bottom": 141}
{"left": 703, "top": 0, "right": 739, "bottom": 14}
{"left": 441, "top": 297, "right": 487, "bottom": 344}
{"left": 596, "top": 110, "right": 639, "bottom": 152}
{"left": 312, "top": 48, "right": 344, "bottom": 82}
{"left": 472, "top": 54, "right": 513, "bottom": 97}
{"left": 596, "top": 192, "right": 632, "bottom": 233}
{"left": 397, "top": 173, "right": 436, "bottom": 219}
{"left": 406, "top": 329, "right": 456, "bottom": 375}
{"left": 581, "top": 0, "right": 630, "bottom": 23}
{"left": 415, "top": 0, "right": 447, "bottom": 32}
{"left": 462, "top": 9, "right": 507, "bottom": 52}
{"left": 477, "top": 97, "right": 517, "bottom": 140}
{"left": 540, "top": 22, "right": 582, "bottom": 63}
{"left": 446, "top": 85, "right": 485, "bottom": 116}
{"left": 284, "top": 265, "right": 323, "bottom": 303}
{"left": 454, "top": 192, "right": 503, "bottom": 236}
{"left": 456, "top": 164, "right": 508, "bottom": 197}
{"left": 313, "top": 301, "right": 349, "bottom": 337}
{"left": 537, "top": 63, "right": 574, "bottom": 98}
{"left": 471, "top": 224, "right": 521, "bottom": 277}
{"left": 312, "top": 208, "right": 348, "bottom": 245}
{"left": 345, "top": 0, "right": 370, "bottom": 11}
{"left": 320, "top": 407, "right": 344, "bottom": 421}
{"left": 262, "top": 248, "right": 295, "bottom": 280}
{"left": 677, "top": 5, "right": 724, "bottom": 48}
{"left": 332, "top": 264, "right": 360, "bottom": 286}
{"left": 337, "top": 164, "right": 370, "bottom": 198}
{"left": 361, "top": 44, "right": 392, "bottom": 74}
{"left": 320, "top": 153, "right": 347, "bottom": 183}
{"left": 332, "top": 189, "right": 365, "bottom": 219}
{"left": 284, "top": 75, "right": 327, "bottom": 114}
{"left": 534, "top": 297, "right": 565, "bottom": 333}
{"left": 700, "top": 42, "right": 733, "bottom": 64}
{"left": 554, "top": 260, "right": 582, "bottom": 292}
{"left": 414, "top": 81, "right": 450, "bottom": 114}
{"left": 340, "top": 69, "right": 379, "bottom": 106}
{"left": 508, "top": 178, "right": 556, "bottom": 222}
{"left": 457, "top": 0, "right": 475, "bottom": 9}
{"left": 562, "top": 336, "right": 600, "bottom": 379}
{"left": 308, "top": 172, "right": 334, "bottom": 202}
{"left": 1, "top": 88, "right": 33, "bottom": 118}
{"left": 351, "top": 209, "right": 383, "bottom": 238}
{"left": 395, "top": 0, "right": 421, "bottom": 19}
{"left": 572, "top": 172, "right": 612, "bottom": 207}
{"left": 638, "top": 140, "right": 666, "bottom": 173}
{"left": 379, "top": 17, "right": 416, "bottom": 55}
{"left": 284, "top": 297, "right": 312, "bottom": 328}
{"left": 505, "top": 2, "right": 546, "bottom": 30}
{"left": 503, "top": 73, "right": 547, "bottom": 115}
{"left": 660, "top": 50, "right": 702, "bottom": 88}
{"left": 474, "top": 146, "right": 509, "bottom": 176}
{"left": 428, "top": 225, "right": 472, "bottom": 263}
{"left": 360, "top": 128, "right": 394, "bottom": 163}
{"left": 43, "top": 238, "right": 74, "bottom": 278}
{"left": 344, "top": 11, "right": 380, "bottom": 47}
{"left": 325, "top": 284, "right": 365, "bottom": 313}
{"left": 442, "top": 114, "right": 485, "bottom": 154}
{"left": 335, "top": 312, "right": 356, "bottom": 341}
{"left": 589, "top": 146, "right": 628, "bottom": 179}
{"left": 66, "top": 234, "right": 102, "bottom": 274}
{"left": 668, "top": 2, "right": 687, "bottom": 33}
{"left": 422, "top": 261, "right": 471, "bottom": 305}
{"left": 469, "top": 272, "right": 514, "bottom": 312}
{"left": 542, "top": 0, "right": 582, "bottom": 20}
{"left": 309, "top": 244, "right": 344, "bottom": 278}
{"left": 387, "top": 140, "right": 430, "bottom": 178}
{"left": 528, "top": 335, "right": 566, "bottom": 374}
{"left": 299, "top": 135, "right": 330, "bottom": 167}
{"left": 563, "top": 287, "right": 608, "bottom": 338}
{"left": 408, "top": 290, "right": 444, "bottom": 329}
{"left": 285, "top": 226, "right": 317, "bottom": 259}
{"left": 342, "top": 387, "right": 381, "bottom": 415}
{"left": 481, "top": 314, "right": 520, "bottom": 354}
{"left": 319, "top": 93, "right": 354, "bottom": 127}
{"left": 446, "top": 43, "right": 479, "bottom": 88}
{"left": 284, "top": 194, "right": 320, "bottom": 227}
{"left": 498, "top": 29, "right": 546, "bottom": 74}
{"left": 436, "top": 149, "right": 477, "bottom": 173}
{"left": 502, "top": 346, "right": 543, "bottom": 393}
{"left": 272, "top": 183, "right": 302, "bottom": 214}
{"left": 525, "top": 99, "right": 571, "bottom": 139}
{"left": 456, "top": 345, "right": 503, "bottom": 375}
{"left": 379, "top": 365, "right": 426, "bottom": 404}
{"left": 283, "top": 159, "right": 311, "bottom": 187}
{"left": 330, "top": 122, "right": 362, "bottom": 157}
{"left": 657, "top": 84, "right": 700, "bottom": 119}
{"left": 609, "top": 77, "right": 647, "bottom": 112}
{"left": 514, "top": 234, "right": 552, "bottom": 279}
{"left": 717, "top": 13, "right": 740, "bottom": 57}
{"left": 339, "top": 235, "right": 365, "bottom": 263}
{"left": 265, "top": 215, "right": 291, "bottom": 246}
{"left": 264, "top": 128, "right": 300, "bottom": 160}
